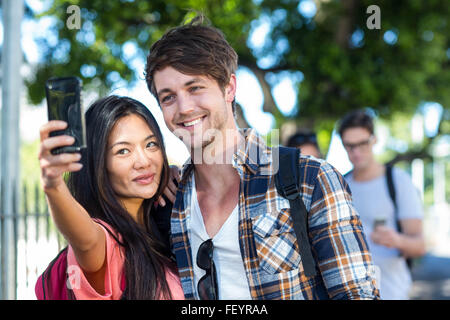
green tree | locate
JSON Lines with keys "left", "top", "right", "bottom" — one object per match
{"left": 22, "top": 0, "right": 449, "bottom": 161}
{"left": 25, "top": 1, "right": 260, "bottom": 106}
{"left": 248, "top": 0, "right": 449, "bottom": 159}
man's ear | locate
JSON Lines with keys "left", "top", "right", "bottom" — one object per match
{"left": 225, "top": 74, "right": 237, "bottom": 104}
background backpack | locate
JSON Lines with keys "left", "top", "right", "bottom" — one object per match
{"left": 274, "top": 146, "right": 317, "bottom": 277}
{"left": 35, "top": 245, "right": 127, "bottom": 300}
{"left": 35, "top": 221, "right": 128, "bottom": 301}
{"left": 35, "top": 246, "right": 76, "bottom": 300}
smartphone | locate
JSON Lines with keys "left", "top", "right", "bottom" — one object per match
{"left": 45, "top": 76, "right": 86, "bottom": 155}
{"left": 373, "top": 217, "right": 387, "bottom": 229}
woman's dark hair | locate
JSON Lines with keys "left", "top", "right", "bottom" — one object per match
{"left": 338, "top": 109, "right": 375, "bottom": 138}
{"left": 66, "top": 95, "right": 174, "bottom": 300}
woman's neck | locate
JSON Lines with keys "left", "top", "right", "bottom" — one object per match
{"left": 120, "top": 197, "right": 145, "bottom": 225}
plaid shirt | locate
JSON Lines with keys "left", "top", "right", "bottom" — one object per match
{"left": 170, "top": 128, "right": 380, "bottom": 300}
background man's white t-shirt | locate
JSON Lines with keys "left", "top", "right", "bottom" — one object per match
{"left": 346, "top": 168, "right": 424, "bottom": 300}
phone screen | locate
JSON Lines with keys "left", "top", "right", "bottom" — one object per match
{"left": 45, "top": 77, "right": 86, "bottom": 155}
{"left": 373, "top": 217, "right": 387, "bottom": 229}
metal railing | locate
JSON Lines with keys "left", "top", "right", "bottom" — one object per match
{"left": 1, "top": 181, "right": 66, "bottom": 300}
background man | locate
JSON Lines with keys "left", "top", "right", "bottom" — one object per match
{"left": 339, "top": 110, "right": 426, "bottom": 300}
{"left": 286, "top": 130, "right": 322, "bottom": 158}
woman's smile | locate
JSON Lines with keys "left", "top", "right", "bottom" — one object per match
{"left": 133, "top": 173, "right": 156, "bottom": 185}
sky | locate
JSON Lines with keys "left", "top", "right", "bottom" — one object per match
{"left": 1, "top": 0, "right": 446, "bottom": 173}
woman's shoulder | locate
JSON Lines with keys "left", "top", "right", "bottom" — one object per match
{"left": 92, "top": 218, "right": 121, "bottom": 240}
{"left": 66, "top": 218, "right": 126, "bottom": 300}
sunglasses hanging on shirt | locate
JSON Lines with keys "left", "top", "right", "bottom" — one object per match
{"left": 197, "top": 239, "right": 219, "bottom": 300}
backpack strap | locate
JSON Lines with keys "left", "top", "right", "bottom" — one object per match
{"left": 385, "top": 165, "right": 403, "bottom": 233}
{"left": 275, "top": 146, "right": 317, "bottom": 277}
{"left": 385, "top": 164, "right": 413, "bottom": 269}
{"left": 385, "top": 165, "right": 397, "bottom": 210}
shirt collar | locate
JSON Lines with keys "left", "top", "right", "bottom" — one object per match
{"left": 233, "top": 128, "right": 271, "bottom": 174}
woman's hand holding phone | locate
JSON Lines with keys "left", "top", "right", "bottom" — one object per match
{"left": 39, "top": 120, "right": 83, "bottom": 191}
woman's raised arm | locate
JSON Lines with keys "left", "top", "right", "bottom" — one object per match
{"left": 39, "top": 120, "right": 106, "bottom": 275}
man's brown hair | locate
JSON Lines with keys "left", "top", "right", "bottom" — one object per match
{"left": 145, "top": 15, "right": 238, "bottom": 112}
{"left": 338, "top": 109, "right": 375, "bottom": 138}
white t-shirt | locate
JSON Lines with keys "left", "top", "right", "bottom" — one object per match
{"left": 188, "top": 175, "right": 252, "bottom": 300}
{"left": 346, "top": 168, "right": 423, "bottom": 300}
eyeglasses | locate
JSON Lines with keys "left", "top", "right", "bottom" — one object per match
{"left": 342, "top": 136, "right": 374, "bottom": 152}
{"left": 197, "top": 239, "right": 219, "bottom": 300}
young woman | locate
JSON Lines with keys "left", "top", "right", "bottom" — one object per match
{"left": 38, "top": 95, "right": 184, "bottom": 299}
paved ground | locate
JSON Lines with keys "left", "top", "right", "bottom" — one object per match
{"left": 409, "top": 254, "right": 450, "bottom": 300}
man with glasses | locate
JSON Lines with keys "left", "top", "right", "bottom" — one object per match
{"left": 338, "top": 110, "right": 426, "bottom": 300}
{"left": 145, "top": 16, "right": 379, "bottom": 300}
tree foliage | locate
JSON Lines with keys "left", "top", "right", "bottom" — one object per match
{"left": 23, "top": 0, "right": 449, "bottom": 151}
{"left": 25, "top": 0, "right": 260, "bottom": 105}
{"left": 253, "top": 0, "right": 449, "bottom": 122}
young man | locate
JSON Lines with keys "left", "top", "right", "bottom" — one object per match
{"left": 286, "top": 130, "right": 322, "bottom": 158}
{"left": 338, "top": 110, "right": 426, "bottom": 300}
{"left": 145, "top": 16, "right": 379, "bottom": 300}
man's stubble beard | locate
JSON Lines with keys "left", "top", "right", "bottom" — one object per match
{"left": 191, "top": 105, "right": 228, "bottom": 152}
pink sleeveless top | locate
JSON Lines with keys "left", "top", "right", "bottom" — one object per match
{"left": 66, "top": 220, "right": 185, "bottom": 300}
